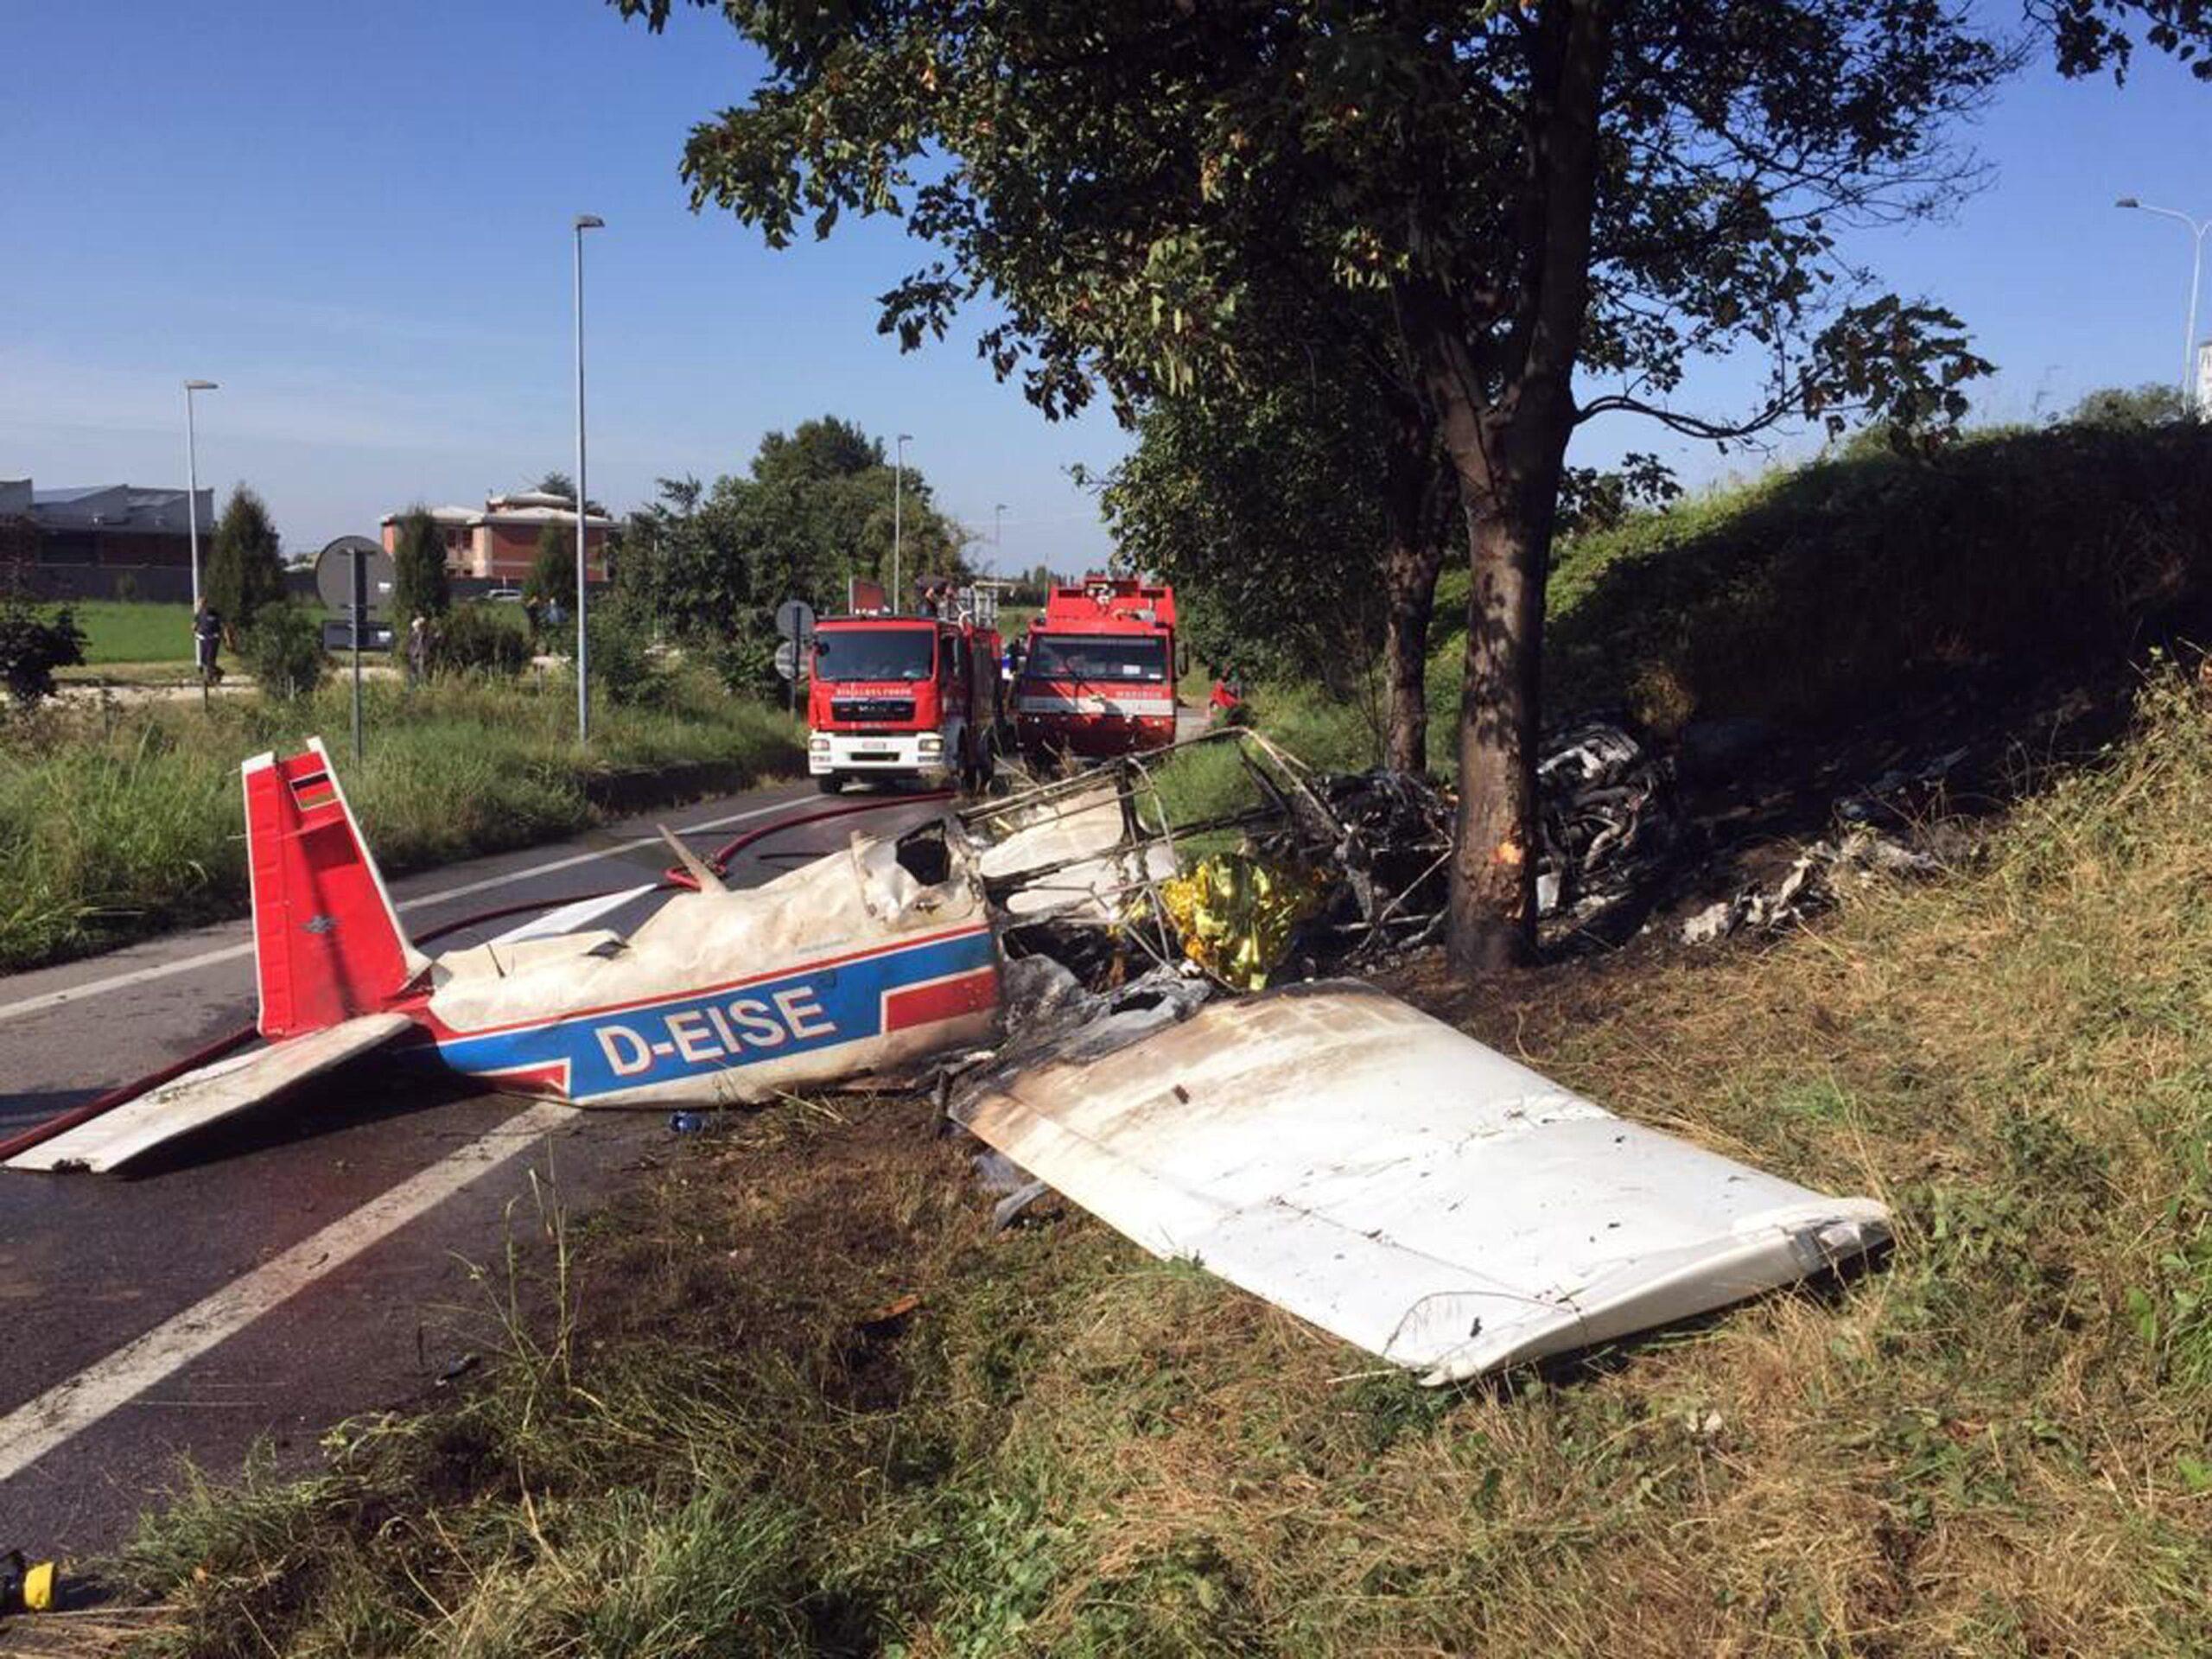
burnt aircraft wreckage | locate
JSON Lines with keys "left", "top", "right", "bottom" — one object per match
{"left": 6, "top": 732, "right": 1889, "bottom": 1380}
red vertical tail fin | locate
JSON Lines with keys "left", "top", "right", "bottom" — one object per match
{"left": 243, "top": 740, "right": 428, "bottom": 1039}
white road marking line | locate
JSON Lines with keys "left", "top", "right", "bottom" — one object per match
{"left": 0, "top": 792, "right": 846, "bottom": 1026}
{"left": 0, "top": 1101, "right": 580, "bottom": 1485}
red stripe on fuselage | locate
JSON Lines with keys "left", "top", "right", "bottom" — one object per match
{"left": 883, "top": 967, "right": 1000, "bottom": 1031}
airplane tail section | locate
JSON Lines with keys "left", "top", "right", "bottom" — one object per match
{"left": 243, "top": 740, "right": 429, "bottom": 1039}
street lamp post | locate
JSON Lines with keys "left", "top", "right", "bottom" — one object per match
{"left": 994, "top": 502, "right": 1007, "bottom": 566}
{"left": 2117, "top": 196, "right": 2211, "bottom": 411}
{"left": 893, "top": 432, "right": 912, "bottom": 611}
{"left": 182, "top": 379, "right": 218, "bottom": 620}
{"left": 573, "top": 213, "right": 605, "bottom": 742}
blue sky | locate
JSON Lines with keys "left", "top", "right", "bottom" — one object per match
{"left": 3, "top": 4, "right": 2206, "bottom": 567}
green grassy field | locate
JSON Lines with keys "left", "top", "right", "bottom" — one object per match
{"left": 67, "top": 599, "right": 200, "bottom": 664}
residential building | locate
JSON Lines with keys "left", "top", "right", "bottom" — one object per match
{"left": 379, "top": 490, "right": 613, "bottom": 582}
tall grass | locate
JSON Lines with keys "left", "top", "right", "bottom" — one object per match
{"left": 0, "top": 669, "right": 800, "bottom": 970}
{"left": 118, "top": 670, "right": 2212, "bottom": 1655}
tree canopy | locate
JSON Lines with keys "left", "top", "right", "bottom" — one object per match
{"left": 2071, "top": 382, "right": 2194, "bottom": 429}
{"left": 534, "top": 471, "right": 607, "bottom": 515}
{"left": 620, "top": 416, "right": 969, "bottom": 641}
{"left": 1099, "top": 379, "right": 1394, "bottom": 696}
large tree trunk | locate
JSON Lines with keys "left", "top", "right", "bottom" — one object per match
{"left": 1422, "top": 0, "right": 1611, "bottom": 973}
{"left": 1381, "top": 546, "right": 1436, "bottom": 774}
{"left": 1440, "top": 445, "right": 1563, "bottom": 973}
{"left": 1378, "top": 404, "right": 1451, "bottom": 775}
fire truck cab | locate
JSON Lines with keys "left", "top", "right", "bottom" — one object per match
{"left": 807, "top": 613, "right": 1001, "bottom": 793}
{"left": 1014, "top": 576, "right": 1179, "bottom": 760}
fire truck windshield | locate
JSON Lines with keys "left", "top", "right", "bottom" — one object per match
{"left": 1025, "top": 634, "right": 1168, "bottom": 683}
{"left": 813, "top": 627, "right": 936, "bottom": 682}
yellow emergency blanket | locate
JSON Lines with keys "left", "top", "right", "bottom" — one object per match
{"left": 1159, "top": 852, "right": 1332, "bottom": 990}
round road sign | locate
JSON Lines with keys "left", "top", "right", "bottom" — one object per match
{"left": 314, "top": 535, "right": 398, "bottom": 619}
{"left": 773, "top": 639, "right": 806, "bottom": 681}
{"left": 776, "top": 599, "right": 816, "bottom": 641}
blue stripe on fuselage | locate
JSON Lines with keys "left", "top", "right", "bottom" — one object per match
{"left": 429, "top": 928, "right": 995, "bottom": 1102}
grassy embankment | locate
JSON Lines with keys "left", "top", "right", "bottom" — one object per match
{"left": 1230, "top": 418, "right": 2212, "bottom": 768}
{"left": 118, "top": 669, "right": 2212, "bottom": 1655}
{"left": 0, "top": 668, "right": 801, "bottom": 972}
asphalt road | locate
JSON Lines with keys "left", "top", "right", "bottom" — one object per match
{"left": 0, "top": 776, "right": 946, "bottom": 1560}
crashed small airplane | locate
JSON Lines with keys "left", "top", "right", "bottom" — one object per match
{"left": 8, "top": 734, "right": 1891, "bottom": 1387}
{"left": 9, "top": 740, "right": 1003, "bottom": 1172}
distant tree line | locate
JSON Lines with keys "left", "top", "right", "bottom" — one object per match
{"left": 615, "top": 415, "right": 971, "bottom": 690}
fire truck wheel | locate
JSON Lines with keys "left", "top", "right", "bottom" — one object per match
{"left": 816, "top": 772, "right": 843, "bottom": 796}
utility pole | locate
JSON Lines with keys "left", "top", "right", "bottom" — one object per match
{"left": 573, "top": 213, "right": 605, "bottom": 741}
{"left": 183, "top": 379, "right": 218, "bottom": 630}
{"left": 2116, "top": 197, "right": 2210, "bottom": 412}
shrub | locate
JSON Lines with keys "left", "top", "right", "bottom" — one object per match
{"left": 0, "top": 594, "right": 87, "bottom": 706}
{"left": 587, "top": 597, "right": 661, "bottom": 707}
{"left": 204, "top": 487, "right": 287, "bottom": 645}
{"left": 432, "top": 604, "right": 532, "bottom": 678}
{"left": 709, "top": 619, "right": 782, "bottom": 698}
{"left": 242, "top": 602, "right": 327, "bottom": 702}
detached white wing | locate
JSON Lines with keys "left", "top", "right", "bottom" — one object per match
{"left": 952, "top": 983, "right": 1888, "bottom": 1382}
{"left": 8, "top": 1013, "right": 416, "bottom": 1174}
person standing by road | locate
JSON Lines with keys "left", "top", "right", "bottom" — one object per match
{"left": 405, "top": 614, "right": 431, "bottom": 690}
{"left": 193, "top": 601, "right": 223, "bottom": 686}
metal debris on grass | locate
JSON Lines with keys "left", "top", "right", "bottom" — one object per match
{"left": 1681, "top": 826, "right": 1946, "bottom": 945}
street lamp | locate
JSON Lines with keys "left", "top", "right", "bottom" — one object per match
{"left": 994, "top": 502, "right": 1007, "bottom": 567}
{"left": 182, "top": 379, "right": 218, "bottom": 620}
{"left": 2116, "top": 196, "right": 2210, "bottom": 411}
{"left": 893, "top": 432, "right": 913, "bottom": 610}
{"left": 573, "top": 213, "right": 605, "bottom": 742}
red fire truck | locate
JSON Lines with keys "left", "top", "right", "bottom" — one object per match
{"left": 1014, "top": 576, "right": 1180, "bottom": 760}
{"left": 807, "top": 613, "right": 1001, "bottom": 793}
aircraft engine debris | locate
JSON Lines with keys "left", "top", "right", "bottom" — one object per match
{"left": 951, "top": 981, "right": 1891, "bottom": 1382}
{"left": 1535, "top": 718, "right": 1676, "bottom": 923}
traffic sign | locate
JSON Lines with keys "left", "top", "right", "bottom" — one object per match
{"left": 314, "top": 536, "right": 396, "bottom": 619}
{"left": 776, "top": 599, "right": 816, "bottom": 641}
{"left": 321, "top": 619, "right": 394, "bottom": 652}
{"left": 774, "top": 639, "right": 804, "bottom": 681}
